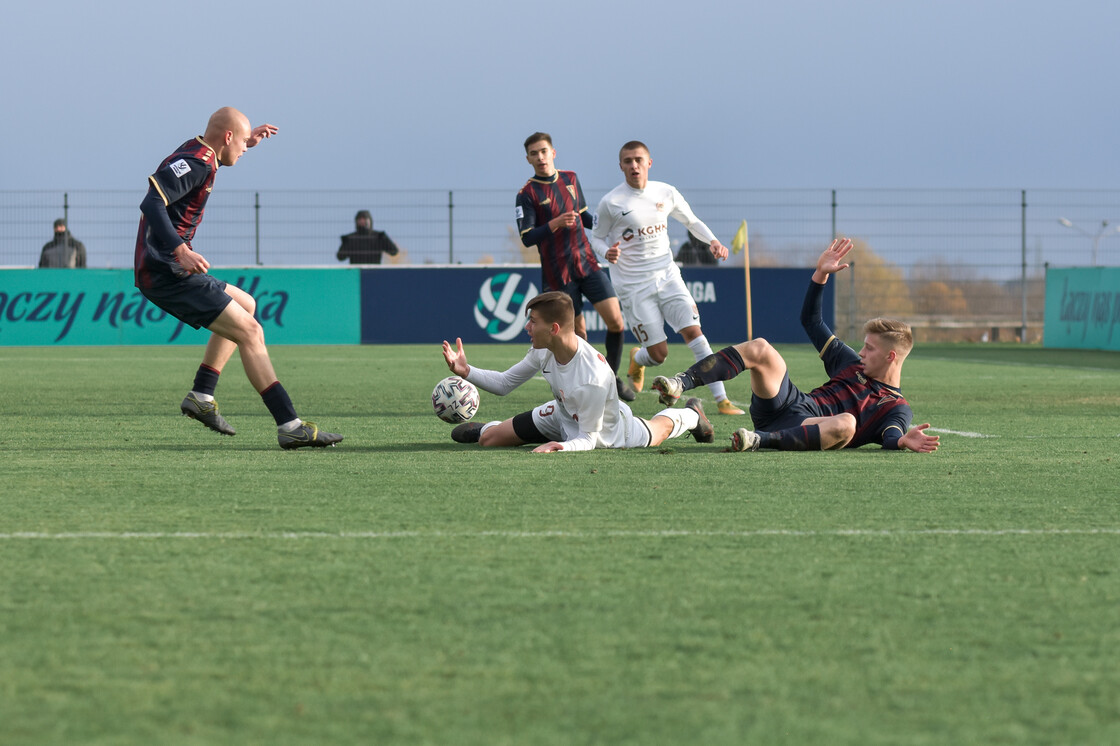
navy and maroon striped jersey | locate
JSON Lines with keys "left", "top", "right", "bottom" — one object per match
{"left": 134, "top": 137, "right": 218, "bottom": 288}
{"left": 515, "top": 170, "right": 600, "bottom": 289}
{"left": 809, "top": 340, "right": 913, "bottom": 448}
{"left": 799, "top": 279, "right": 913, "bottom": 448}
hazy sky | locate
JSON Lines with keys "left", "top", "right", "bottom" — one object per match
{"left": 5, "top": 0, "right": 1118, "bottom": 193}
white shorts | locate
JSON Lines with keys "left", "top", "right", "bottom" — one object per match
{"left": 531, "top": 399, "right": 653, "bottom": 449}
{"left": 615, "top": 267, "right": 700, "bottom": 347}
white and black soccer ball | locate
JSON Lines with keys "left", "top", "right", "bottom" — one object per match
{"left": 432, "top": 376, "right": 480, "bottom": 424}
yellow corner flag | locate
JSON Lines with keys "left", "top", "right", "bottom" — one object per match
{"left": 731, "top": 220, "right": 748, "bottom": 254}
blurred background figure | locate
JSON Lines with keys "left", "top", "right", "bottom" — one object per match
{"left": 675, "top": 233, "right": 718, "bottom": 266}
{"left": 337, "top": 210, "right": 399, "bottom": 264}
{"left": 39, "top": 218, "right": 87, "bottom": 268}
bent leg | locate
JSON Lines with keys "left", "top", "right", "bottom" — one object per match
{"left": 573, "top": 314, "right": 588, "bottom": 341}
{"left": 206, "top": 294, "right": 277, "bottom": 393}
{"left": 478, "top": 419, "right": 527, "bottom": 448}
{"left": 201, "top": 284, "right": 258, "bottom": 373}
{"left": 731, "top": 338, "right": 788, "bottom": 400}
{"left": 801, "top": 413, "right": 856, "bottom": 450}
{"left": 643, "top": 340, "right": 670, "bottom": 365}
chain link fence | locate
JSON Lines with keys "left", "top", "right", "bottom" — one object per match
{"left": 4, "top": 188, "right": 1117, "bottom": 341}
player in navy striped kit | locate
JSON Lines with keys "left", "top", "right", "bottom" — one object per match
{"left": 651, "top": 237, "right": 939, "bottom": 453}
{"left": 135, "top": 107, "right": 341, "bottom": 450}
{"left": 516, "top": 132, "right": 635, "bottom": 401}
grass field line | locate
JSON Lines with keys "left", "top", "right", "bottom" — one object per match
{"left": 3, "top": 528, "right": 1119, "bottom": 541}
{"left": 921, "top": 355, "right": 1119, "bottom": 373}
{"left": 927, "top": 427, "right": 994, "bottom": 438}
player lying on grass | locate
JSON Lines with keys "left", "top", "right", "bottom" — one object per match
{"left": 442, "top": 291, "right": 714, "bottom": 453}
{"left": 650, "top": 237, "right": 940, "bottom": 453}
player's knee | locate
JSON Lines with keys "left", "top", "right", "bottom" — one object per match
{"left": 235, "top": 316, "right": 266, "bottom": 349}
{"left": 478, "top": 427, "right": 507, "bottom": 448}
{"left": 832, "top": 413, "right": 857, "bottom": 444}
{"left": 737, "top": 337, "right": 775, "bottom": 364}
{"left": 230, "top": 289, "right": 257, "bottom": 316}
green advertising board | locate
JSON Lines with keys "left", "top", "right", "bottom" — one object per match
{"left": 0, "top": 269, "right": 359, "bottom": 346}
{"left": 1044, "top": 267, "right": 1120, "bottom": 351}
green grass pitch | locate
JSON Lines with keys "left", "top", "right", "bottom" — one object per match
{"left": 2, "top": 342, "right": 1118, "bottom": 745}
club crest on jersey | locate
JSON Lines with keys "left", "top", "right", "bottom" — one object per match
{"left": 656, "top": 202, "right": 665, "bottom": 212}
{"left": 170, "top": 159, "right": 191, "bottom": 178}
{"left": 566, "top": 185, "right": 577, "bottom": 200}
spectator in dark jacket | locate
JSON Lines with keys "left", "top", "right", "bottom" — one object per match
{"left": 337, "top": 210, "right": 399, "bottom": 264}
{"left": 39, "top": 218, "right": 87, "bottom": 268}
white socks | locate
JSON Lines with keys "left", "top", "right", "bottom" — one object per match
{"left": 655, "top": 407, "right": 700, "bottom": 439}
{"left": 634, "top": 347, "right": 657, "bottom": 368}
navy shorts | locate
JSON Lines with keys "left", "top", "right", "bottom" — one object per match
{"left": 556, "top": 268, "right": 617, "bottom": 315}
{"left": 139, "top": 273, "right": 232, "bottom": 330}
{"left": 749, "top": 372, "right": 824, "bottom": 431}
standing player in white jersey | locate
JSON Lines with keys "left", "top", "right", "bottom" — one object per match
{"left": 590, "top": 140, "right": 745, "bottom": 416}
{"left": 442, "top": 291, "right": 714, "bottom": 453}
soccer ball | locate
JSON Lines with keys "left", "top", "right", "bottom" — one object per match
{"left": 432, "top": 376, "right": 479, "bottom": 424}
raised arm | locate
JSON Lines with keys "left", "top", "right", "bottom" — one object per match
{"left": 811, "top": 237, "right": 853, "bottom": 284}
{"left": 247, "top": 123, "right": 278, "bottom": 148}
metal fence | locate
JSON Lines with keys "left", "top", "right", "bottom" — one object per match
{"left": 3, "top": 188, "right": 1118, "bottom": 341}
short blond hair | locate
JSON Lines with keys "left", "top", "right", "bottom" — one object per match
{"left": 864, "top": 318, "right": 913, "bottom": 356}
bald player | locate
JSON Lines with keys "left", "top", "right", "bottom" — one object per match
{"left": 135, "top": 107, "right": 342, "bottom": 450}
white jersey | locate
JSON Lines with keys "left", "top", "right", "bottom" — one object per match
{"left": 591, "top": 180, "right": 717, "bottom": 287}
{"left": 465, "top": 337, "right": 636, "bottom": 451}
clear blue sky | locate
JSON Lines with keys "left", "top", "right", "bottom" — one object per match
{"left": 5, "top": 0, "right": 1117, "bottom": 192}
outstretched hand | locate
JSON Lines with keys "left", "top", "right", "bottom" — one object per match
{"left": 248, "top": 123, "right": 278, "bottom": 148}
{"left": 442, "top": 337, "right": 470, "bottom": 377}
{"left": 899, "top": 423, "right": 939, "bottom": 453}
{"left": 531, "top": 441, "right": 565, "bottom": 453}
{"left": 813, "top": 237, "right": 854, "bottom": 281}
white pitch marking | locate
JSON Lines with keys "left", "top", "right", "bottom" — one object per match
{"left": 1, "top": 528, "right": 1119, "bottom": 541}
{"left": 927, "top": 427, "right": 994, "bottom": 438}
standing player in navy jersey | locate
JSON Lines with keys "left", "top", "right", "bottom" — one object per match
{"left": 135, "top": 107, "right": 342, "bottom": 450}
{"left": 516, "top": 132, "right": 635, "bottom": 401}
{"left": 651, "top": 237, "right": 940, "bottom": 453}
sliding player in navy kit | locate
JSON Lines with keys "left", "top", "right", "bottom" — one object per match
{"left": 516, "top": 132, "right": 635, "bottom": 401}
{"left": 651, "top": 237, "right": 939, "bottom": 453}
{"left": 135, "top": 106, "right": 342, "bottom": 450}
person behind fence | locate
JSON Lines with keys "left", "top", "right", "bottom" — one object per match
{"left": 650, "top": 236, "right": 940, "bottom": 454}
{"left": 134, "top": 106, "right": 342, "bottom": 450}
{"left": 337, "top": 210, "right": 399, "bottom": 265}
{"left": 39, "top": 218, "right": 87, "bottom": 268}
{"left": 675, "top": 233, "right": 718, "bottom": 266}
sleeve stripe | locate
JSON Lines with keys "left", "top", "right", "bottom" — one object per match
{"left": 818, "top": 335, "right": 837, "bottom": 359}
{"left": 148, "top": 175, "right": 169, "bottom": 206}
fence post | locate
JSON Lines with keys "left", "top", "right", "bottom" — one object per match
{"left": 1020, "top": 189, "right": 1027, "bottom": 343}
{"left": 448, "top": 190, "right": 454, "bottom": 264}
{"left": 831, "top": 188, "right": 837, "bottom": 239}
{"left": 64, "top": 192, "right": 69, "bottom": 227}
{"left": 254, "top": 192, "right": 262, "bottom": 266}
{"left": 848, "top": 261, "right": 856, "bottom": 340}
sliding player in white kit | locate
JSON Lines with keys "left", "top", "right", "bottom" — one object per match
{"left": 590, "top": 140, "right": 745, "bottom": 416}
{"left": 442, "top": 291, "right": 714, "bottom": 452}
